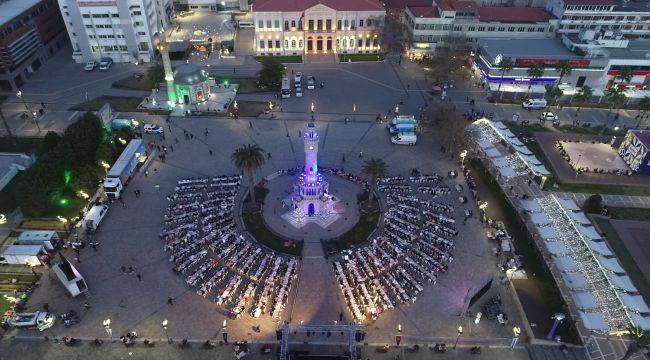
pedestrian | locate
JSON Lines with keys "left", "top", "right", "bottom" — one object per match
{"left": 157, "top": 145, "right": 161, "bottom": 151}
{"left": 134, "top": 190, "right": 139, "bottom": 198}
{"left": 84, "top": 302, "right": 90, "bottom": 310}
{"left": 359, "top": 151, "right": 363, "bottom": 158}
{"left": 299, "top": 130, "right": 301, "bottom": 137}
{"left": 128, "top": 266, "right": 134, "bottom": 274}
{"left": 91, "top": 242, "right": 98, "bottom": 251}
{"left": 175, "top": 137, "right": 179, "bottom": 144}
{"left": 291, "top": 69, "right": 294, "bottom": 75}
{"left": 168, "top": 124, "right": 172, "bottom": 132}
{"left": 268, "top": 152, "right": 272, "bottom": 159}
{"left": 154, "top": 168, "right": 158, "bottom": 173}
{"left": 75, "top": 255, "right": 81, "bottom": 263}
{"left": 249, "top": 121, "right": 253, "bottom": 128}
{"left": 233, "top": 67, "right": 236, "bottom": 73}
{"left": 209, "top": 149, "right": 213, "bottom": 156}
{"left": 121, "top": 265, "right": 127, "bottom": 273}
{"left": 136, "top": 273, "right": 142, "bottom": 281}
{"left": 168, "top": 297, "right": 174, "bottom": 305}
{"left": 190, "top": 133, "right": 194, "bottom": 139}
{"left": 342, "top": 154, "right": 346, "bottom": 162}
{"left": 170, "top": 145, "right": 174, "bottom": 152}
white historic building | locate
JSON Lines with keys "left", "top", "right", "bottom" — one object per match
{"left": 57, "top": 0, "right": 173, "bottom": 63}
{"left": 252, "top": 0, "right": 385, "bottom": 56}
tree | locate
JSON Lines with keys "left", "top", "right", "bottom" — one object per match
{"left": 621, "top": 327, "right": 649, "bottom": 360}
{"left": 421, "top": 104, "right": 467, "bottom": 154}
{"left": 361, "top": 158, "right": 388, "bottom": 209}
{"left": 602, "top": 86, "right": 626, "bottom": 134}
{"left": 617, "top": 66, "right": 634, "bottom": 85}
{"left": 496, "top": 57, "right": 514, "bottom": 99}
{"left": 545, "top": 85, "right": 564, "bottom": 111}
{"left": 63, "top": 112, "right": 103, "bottom": 166}
{"left": 257, "top": 57, "right": 285, "bottom": 90}
{"left": 146, "top": 64, "right": 165, "bottom": 85}
{"left": 573, "top": 85, "right": 593, "bottom": 111}
{"left": 231, "top": 144, "right": 266, "bottom": 209}
{"left": 554, "top": 60, "right": 573, "bottom": 86}
{"left": 38, "top": 131, "right": 61, "bottom": 157}
{"left": 376, "top": 16, "right": 412, "bottom": 53}
{"left": 425, "top": 45, "right": 469, "bottom": 84}
{"left": 526, "top": 64, "right": 545, "bottom": 95}
{"left": 582, "top": 194, "right": 603, "bottom": 214}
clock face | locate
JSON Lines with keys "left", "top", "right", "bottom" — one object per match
{"left": 494, "top": 54, "right": 503, "bottom": 65}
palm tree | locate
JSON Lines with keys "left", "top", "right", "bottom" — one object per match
{"left": 545, "top": 85, "right": 564, "bottom": 111}
{"left": 601, "top": 86, "right": 626, "bottom": 134}
{"left": 231, "top": 144, "right": 266, "bottom": 208}
{"left": 554, "top": 60, "right": 573, "bottom": 86}
{"left": 496, "top": 57, "right": 514, "bottom": 100}
{"left": 361, "top": 157, "right": 388, "bottom": 209}
{"left": 621, "top": 327, "right": 649, "bottom": 360}
{"left": 618, "top": 66, "right": 634, "bottom": 85}
{"left": 526, "top": 64, "right": 545, "bottom": 96}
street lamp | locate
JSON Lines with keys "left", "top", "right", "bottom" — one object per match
{"left": 103, "top": 318, "right": 113, "bottom": 342}
{"left": 478, "top": 201, "right": 488, "bottom": 211}
{"left": 16, "top": 91, "right": 29, "bottom": 111}
{"left": 56, "top": 216, "right": 69, "bottom": 236}
{"left": 511, "top": 326, "right": 521, "bottom": 349}
{"left": 162, "top": 319, "right": 171, "bottom": 343}
{"left": 395, "top": 105, "right": 399, "bottom": 115}
{"left": 0, "top": 214, "right": 6, "bottom": 225}
{"left": 453, "top": 325, "right": 463, "bottom": 349}
{"left": 540, "top": 175, "right": 548, "bottom": 189}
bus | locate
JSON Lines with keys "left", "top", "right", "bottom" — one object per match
{"left": 281, "top": 77, "right": 291, "bottom": 98}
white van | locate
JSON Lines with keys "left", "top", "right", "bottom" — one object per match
{"left": 522, "top": 98, "right": 547, "bottom": 109}
{"left": 391, "top": 133, "right": 417, "bottom": 145}
{"left": 82, "top": 204, "right": 109, "bottom": 231}
{"left": 281, "top": 77, "right": 291, "bottom": 98}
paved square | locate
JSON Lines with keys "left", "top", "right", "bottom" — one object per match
{"left": 559, "top": 140, "right": 629, "bottom": 172}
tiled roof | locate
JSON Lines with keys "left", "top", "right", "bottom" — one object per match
{"left": 385, "top": 0, "right": 431, "bottom": 10}
{"left": 408, "top": 5, "right": 439, "bottom": 18}
{"left": 478, "top": 7, "right": 553, "bottom": 23}
{"left": 253, "top": 0, "right": 384, "bottom": 12}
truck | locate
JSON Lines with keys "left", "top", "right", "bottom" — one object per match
{"left": 97, "top": 104, "right": 139, "bottom": 132}
{"left": 103, "top": 139, "right": 147, "bottom": 199}
{"left": 391, "top": 132, "right": 417, "bottom": 145}
{"left": 8, "top": 311, "right": 56, "bottom": 331}
{"left": 387, "top": 115, "right": 417, "bottom": 134}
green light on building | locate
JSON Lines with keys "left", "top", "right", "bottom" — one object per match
{"left": 63, "top": 170, "right": 72, "bottom": 185}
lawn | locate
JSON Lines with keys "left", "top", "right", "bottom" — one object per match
{"left": 112, "top": 74, "right": 156, "bottom": 91}
{"left": 212, "top": 77, "right": 264, "bottom": 94}
{"left": 595, "top": 218, "right": 650, "bottom": 305}
{"left": 243, "top": 212, "right": 302, "bottom": 256}
{"left": 19, "top": 218, "right": 66, "bottom": 231}
{"left": 0, "top": 295, "right": 13, "bottom": 316}
{"left": 69, "top": 96, "right": 142, "bottom": 112}
{"left": 339, "top": 53, "right": 383, "bottom": 62}
{"left": 554, "top": 182, "right": 650, "bottom": 196}
{"left": 469, "top": 158, "right": 581, "bottom": 344}
{"left": 607, "top": 207, "right": 650, "bottom": 221}
{"left": 336, "top": 210, "right": 380, "bottom": 249}
{"left": 229, "top": 100, "right": 269, "bottom": 118}
{"left": 254, "top": 55, "right": 302, "bottom": 63}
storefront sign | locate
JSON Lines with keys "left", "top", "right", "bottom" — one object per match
{"left": 515, "top": 58, "right": 590, "bottom": 68}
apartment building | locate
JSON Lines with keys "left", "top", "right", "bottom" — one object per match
{"left": 252, "top": 0, "right": 385, "bottom": 56}
{"left": 0, "top": 0, "right": 67, "bottom": 90}
{"left": 546, "top": 0, "right": 650, "bottom": 39}
{"left": 402, "top": 0, "right": 559, "bottom": 56}
{"left": 57, "top": 0, "right": 173, "bottom": 63}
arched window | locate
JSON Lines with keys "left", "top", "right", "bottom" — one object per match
{"left": 349, "top": 37, "right": 354, "bottom": 48}
{"left": 291, "top": 20, "right": 296, "bottom": 28}
{"left": 298, "top": 20, "right": 303, "bottom": 30}
{"left": 344, "top": 19, "right": 348, "bottom": 28}
{"left": 285, "top": 40, "right": 289, "bottom": 48}
{"left": 284, "top": 21, "right": 289, "bottom": 30}
{"left": 299, "top": 39, "right": 303, "bottom": 48}
{"left": 343, "top": 38, "right": 347, "bottom": 48}
{"left": 291, "top": 39, "right": 296, "bottom": 48}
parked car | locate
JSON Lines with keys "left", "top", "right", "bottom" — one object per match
{"left": 522, "top": 98, "right": 547, "bottom": 109}
{"left": 84, "top": 60, "right": 97, "bottom": 71}
{"left": 307, "top": 76, "right": 315, "bottom": 90}
{"left": 143, "top": 124, "right": 164, "bottom": 134}
{"left": 539, "top": 112, "right": 558, "bottom": 121}
{"left": 294, "top": 72, "right": 302, "bottom": 87}
{"left": 295, "top": 86, "right": 303, "bottom": 97}
{"left": 99, "top": 57, "right": 113, "bottom": 71}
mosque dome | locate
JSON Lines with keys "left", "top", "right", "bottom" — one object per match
{"left": 173, "top": 65, "right": 208, "bottom": 85}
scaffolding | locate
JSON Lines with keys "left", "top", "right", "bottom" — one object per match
{"left": 278, "top": 323, "right": 359, "bottom": 359}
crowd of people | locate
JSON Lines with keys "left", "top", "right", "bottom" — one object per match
{"left": 333, "top": 174, "right": 458, "bottom": 322}
{"left": 161, "top": 176, "right": 298, "bottom": 319}
{"left": 555, "top": 140, "right": 632, "bottom": 175}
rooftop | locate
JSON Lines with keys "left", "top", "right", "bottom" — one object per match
{"left": 252, "top": 0, "right": 384, "bottom": 12}
{"left": 0, "top": 0, "right": 41, "bottom": 27}
{"left": 478, "top": 7, "right": 553, "bottom": 23}
{"left": 478, "top": 38, "right": 578, "bottom": 61}
{"left": 384, "top": 0, "right": 431, "bottom": 10}
{"left": 601, "top": 40, "right": 650, "bottom": 60}
{"left": 562, "top": 0, "right": 617, "bottom": 5}
{"left": 631, "top": 130, "right": 650, "bottom": 148}
{"left": 407, "top": 5, "right": 440, "bottom": 18}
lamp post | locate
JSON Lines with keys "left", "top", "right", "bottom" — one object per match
{"left": 453, "top": 325, "right": 463, "bottom": 349}
{"left": 17, "top": 91, "right": 40, "bottom": 132}
{"left": 546, "top": 313, "right": 565, "bottom": 340}
{"left": 56, "top": 216, "right": 69, "bottom": 236}
{"left": 395, "top": 104, "right": 399, "bottom": 115}
{"left": 353, "top": 103, "right": 356, "bottom": 122}
{"left": 395, "top": 323, "right": 402, "bottom": 347}
{"left": 162, "top": 319, "right": 171, "bottom": 343}
{"left": 16, "top": 91, "right": 29, "bottom": 111}
{"left": 511, "top": 326, "right": 521, "bottom": 349}
{"left": 103, "top": 318, "right": 113, "bottom": 342}
{"left": 222, "top": 319, "right": 228, "bottom": 344}
{"left": 311, "top": 102, "right": 315, "bottom": 120}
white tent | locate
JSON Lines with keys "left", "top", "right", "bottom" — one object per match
{"left": 493, "top": 121, "right": 508, "bottom": 130}
{"left": 485, "top": 147, "right": 502, "bottom": 158}
{"left": 520, "top": 153, "right": 543, "bottom": 166}
{"left": 571, "top": 291, "right": 598, "bottom": 310}
{"left": 618, "top": 293, "right": 650, "bottom": 313}
{"left": 578, "top": 225, "right": 602, "bottom": 240}
{"left": 492, "top": 156, "right": 510, "bottom": 168}
{"left": 556, "top": 197, "right": 581, "bottom": 211}
{"left": 516, "top": 147, "right": 533, "bottom": 156}
{"left": 530, "top": 212, "right": 551, "bottom": 226}
{"left": 498, "top": 128, "right": 517, "bottom": 139}
{"left": 530, "top": 163, "right": 551, "bottom": 176}
{"left": 628, "top": 312, "right": 650, "bottom": 330}
{"left": 608, "top": 274, "right": 638, "bottom": 293}
{"left": 568, "top": 211, "right": 591, "bottom": 225}
{"left": 553, "top": 256, "right": 579, "bottom": 272}
{"left": 536, "top": 225, "right": 560, "bottom": 240}
{"left": 477, "top": 139, "right": 495, "bottom": 150}
{"left": 579, "top": 311, "right": 609, "bottom": 332}
{"left": 520, "top": 200, "right": 542, "bottom": 213}
{"left": 507, "top": 138, "right": 525, "bottom": 147}
{"left": 597, "top": 256, "right": 625, "bottom": 274}
{"left": 497, "top": 166, "right": 517, "bottom": 178}
{"left": 586, "top": 240, "right": 613, "bottom": 257}
{"left": 546, "top": 241, "right": 571, "bottom": 256}
{"left": 562, "top": 272, "right": 589, "bottom": 289}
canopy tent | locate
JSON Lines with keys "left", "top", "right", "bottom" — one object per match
{"left": 497, "top": 166, "right": 518, "bottom": 178}
{"left": 597, "top": 256, "right": 625, "bottom": 274}
{"left": 530, "top": 163, "right": 551, "bottom": 176}
{"left": 562, "top": 272, "right": 589, "bottom": 289}
{"left": 497, "top": 128, "right": 517, "bottom": 139}
{"left": 516, "top": 147, "right": 533, "bottom": 156}
{"left": 568, "top": 211, "right": 591, "bottom": 225}
{"left": 477, "top": 139, "right": 495, "bottom": 150}
{"left": 628, "top": 312, "right": 650, "bottom": 330}
{"left": 618, "top": 293, "right": 650, "bottom": 313}
{"left": 492, "top": 156, "right": 510, "bottom": 168}
{"left": 493, "top": 121, "right": 508, "bottom": 130}
{"left": 571, "top": 291, "right": 598, "bottom": 310}
{"left": 485, "top": 147, "right": 503, "bottom": 158}
{"left": 579, "top": 311, "right": 609, "bottom": 332}
{"left": 546, "top": 241, "right": 571, "bottom": 256}
{"left": 507, "top": 138, "right": 525, "bottom": 147}
{"left": 586, "top": 240, "right": 614, "bottom": 257}
{"left": 536, "top": 225, "right": 560, "bottom": 240}
{"left": 520, "top": 200, "right": 542, "bottom": 213}
{"left": 553, "top": 256, "right": 579, "bottom": 272}
{"left": 578, "top": 225, "right": 602, "bottom": 240}
{"left": 556, "top": 197, "right": 581, "bottom": 212}
{"left": 520, "top": 153, "right": 543, "bottom": 166}
{"left": 530, "top": 212, "right": 552, "bottom": 226}
{"left": 608, "top": 274, "right": 638, "bottom": 293}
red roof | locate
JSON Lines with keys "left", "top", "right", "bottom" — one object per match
{"left": 478, "top": 7, "right": 553, "bottom": 23}
{"left": 562, "top": 0, "right": 616, "bottom": 5}
{"left": 253, "top": 0, "right": 384, "bottom": 11}
{"left": 435, "top": 0, "right": 454, "bottom": 11}
{"left": 408, "top": 5, "right": 439, "bottom": 17}
{"left": 385, "top": 0, "right": 431, "bottom": 10}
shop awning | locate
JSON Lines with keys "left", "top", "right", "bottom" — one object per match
{"left": 568, "top": 211, "right": 591, "bottom": 225}
{"left": 556, "top": 197, "right": 581, "bottom": 211}
{"left": 586, "top": 240, "right": 613, "bottom": 257}
{"left": 579, "top": 311, "right": 609, "bottom": 332}
{"left": 628, "top": 312, "right": 650, "bottom": 330}
{"left": 571, "top": 291, "right": 598, "bottom": 310}
{"left": 578, "top": 225, "right": 602, "bottom": 240}
{"left": 485, "top": 147, "right": 502, "bottom": 158}
{"left": 537, "top": 224, "right": 560, "bottom": 240}
{"left": 553, "top": 256, "right": 579, "bottom": 272}
{"left": 477, "top": 139, "right": 494, "bottom": 150}
{"left": 520, "top": 199, "right": 542, "bottom": 212}
{"left": 546, "top": 241, "right": 570, "bottom": 256}
{"left": 531, "top": 212, "right": 551, "bottom": 226}
{"left": 562, "top": 272, "right": 589, "bottom": 289}
{"left": 597, "top": 256, "right": 625, "bottom": 274}
{"left": 497, "top": 166, "right": 517, "bottom": 178}
{"left": 608, "top": 274, "right": 638, "bottom": 293}
{"left": 618, "top": 293, "right": 650, "bottom": 313}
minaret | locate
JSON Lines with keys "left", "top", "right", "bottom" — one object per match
{"left": 158, "top": 41, "right": 177, "bottom": 106}
{"left": 304, "top": 122, "right": 319, "bottom": 176}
